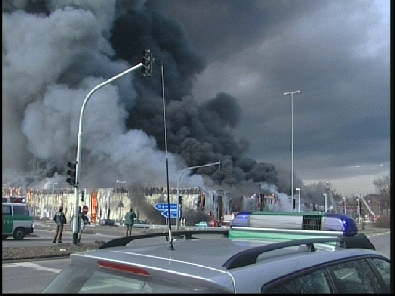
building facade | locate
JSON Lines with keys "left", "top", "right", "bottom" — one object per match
{"left": 4, "top": 186, "right": 231, "bottom": 225}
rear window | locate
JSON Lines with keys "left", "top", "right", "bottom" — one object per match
{"left": 43, "top": 264, "right": 230, "bottom": 293}
{"left": 13, "top": 206, "right": 30, "bottom": 216}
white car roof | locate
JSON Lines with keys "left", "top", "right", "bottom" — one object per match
{"left": 71, "top": 231, "right": 384, "bottom": 293}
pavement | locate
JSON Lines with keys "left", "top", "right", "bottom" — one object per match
{"left": 356, "top": 223, "right": 390, "bottom": 236}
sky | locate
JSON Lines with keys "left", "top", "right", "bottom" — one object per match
{"left": 2, "top": 0, "right": 390, "bottom": 198}
{"left": 155, "top": 0, "right": 391, "bottom": 196}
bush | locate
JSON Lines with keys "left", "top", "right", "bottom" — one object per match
{"left": 373, "top": 215, "right": 391, "bottom": 228}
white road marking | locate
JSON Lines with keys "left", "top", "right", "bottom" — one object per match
{"left": 367, "top": 231, "right": 391, "bottom": 237}
{"left": 94, "top": 233, "right": 121, "bottom": 238}
{"left": 2, "top": 262, "right": 62, "bottom": 273}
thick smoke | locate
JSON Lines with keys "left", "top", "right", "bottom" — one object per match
{"left": 2, "top": 0, "right": 281, "bottom": 195}
{"left": 260, "top": 182, "right": 293, "bottom": 212}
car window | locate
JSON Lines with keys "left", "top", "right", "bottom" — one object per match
{"left": 368, "top": 258, "right": 391, "bottom": 291}
{"left": 79, "top": 271, "right": 154, "bottom": 293}
{"left": 13, "top": 206, "right": 30, "bottom": 216}
{"left": 2, "top": 205, "right": 12, "bottom": 215}
{"left": 329, "top": 258, "right": 385, "bottom": 293}
{"left": 44, "top": 264, "right": 230, "bottom": 294}
{"left": 262, "top": 267, "right": 332, "bottom": 293}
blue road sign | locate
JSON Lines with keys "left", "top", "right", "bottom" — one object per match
{"left": 161, "top": 210, "right": 180, "bottom": 219}
{"left": 155, "top": 203, "right": 178, "bottom": 211}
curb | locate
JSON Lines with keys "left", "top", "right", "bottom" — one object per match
{"left": 2, "top": 242, "right": 103, "bottom": 262}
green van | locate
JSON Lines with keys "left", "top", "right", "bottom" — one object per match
{"left": 2, "top": 203, "right": 34, "bottom": 240}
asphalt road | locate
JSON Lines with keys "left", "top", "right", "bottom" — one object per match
{"left": 2, "top": 220, "right": 161, "bottom": 247}
{"left": 2, "top": 258, "right": 70, "bottom": 293}
{"left": 367, "top": 231, "right": 391, "bottom": 259}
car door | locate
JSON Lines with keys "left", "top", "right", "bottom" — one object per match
{"left": 2, "top": 204, "right": 13, "bottom": 234}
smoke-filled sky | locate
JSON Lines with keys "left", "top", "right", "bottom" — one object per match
{"left": 153, "top": 0, "right": 391, "bottom": 196}
{"left": 2, "top": 0, "right": 390, "bottom": 196}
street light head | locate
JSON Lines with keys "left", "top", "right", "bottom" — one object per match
{"left": 295, "top": 90, "right": 301, "bottom": 94}
{"left": 283, "top": 92, "right": 290, "bottom": 96}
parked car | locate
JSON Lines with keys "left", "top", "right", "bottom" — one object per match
{"left": 133, "top": 220, "right": 150, "bottom": 228}
{"left": 99, "top": 219, "right": 117, "bottom": 226}
{"left": 43, "top": 222, "right": 390, "bottom": 293}
{"left": 2, "top": 202, "right": 34, "bottom": 240}
{"left": 195, "top": 221, "right": 208, "bottom": 228}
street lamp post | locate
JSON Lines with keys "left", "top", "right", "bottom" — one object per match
{"left": 176, "top": 161, "right": 220, "bottom": 230}
{"left": 283, "top": 90, "right": 301, "bottom": 203}
{"left": 116, "top": 180, "right": 126, "bottom": 222}
{"left": 295, "top": 188, "right": 301, "bottom": 212}
{"left": 52, "top": 182, "right": 57, "bottom": 215}
{"left": 323, "top": 193, "right": 328, "bottom": 212}
{"left": 72, "top": 63, "right": 144, "bottom": 245}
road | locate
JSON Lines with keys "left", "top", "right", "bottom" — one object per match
{"left": 2, "top": 220, "right": 161, "bottom": 247}
{"left": 367, "top": 231, "right": 391, "bottom": 259}
{"left": 2, "top": 258, "right": 70, "bottom": 293}
{"left": 2, "top": 229, "right": 390, "bottom": 293}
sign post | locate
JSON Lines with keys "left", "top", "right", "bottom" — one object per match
{"left": 155, "top": 203, "right": 179, "bottom": 220}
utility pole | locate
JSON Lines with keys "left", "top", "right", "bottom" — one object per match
{"left": 283, "top": 90, "right": 301, "bottom": 204}
{"left": 71, "top": 53, "right": 150, "bottom": 245}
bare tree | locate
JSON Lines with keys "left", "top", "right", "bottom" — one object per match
{"left": 373, "top": 175, "right": 390, "bottom": 197}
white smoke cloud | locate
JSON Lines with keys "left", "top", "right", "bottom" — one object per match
{"left": 2, "top": 6, "right": 108, "bottom": 170}
{"left": 2, "top": 2, "right": 205, "bottom": 190}
{"left": 47, "top": 0, "right": 116, "bottom": 38}
{"left": 260, "top": 182, "right": 293, "bottom": 212}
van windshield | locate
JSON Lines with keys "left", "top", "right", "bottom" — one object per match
{"left": 13, "top": 206, "right": 30, "bottom": 216}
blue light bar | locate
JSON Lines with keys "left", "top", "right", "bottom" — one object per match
{"left": 231, "top": 212, "right": 358, "bottom": 236}
{"left": 230, "top": 212, "right": 251, "bottom": 227}
{"left": 324, "top": 213, "right": 358, "bottom": 236}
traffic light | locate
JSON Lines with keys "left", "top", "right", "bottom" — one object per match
{"left": 179, "top": 195, "right": 183, "bottom": 205}
{"left": 141, "top": 49, "right": 152, "bottom": 76}
{"left": 81, "top": 190, "right": 84, "bottom": 202}
{"left": 66, "top": 161, "right": 76, "bottom": 186}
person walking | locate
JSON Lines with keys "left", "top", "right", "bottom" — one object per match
{"left": 53, "top": 206, "right": 66, "bottom": 243}
{"left": 78, "top": 207, "right": 90, "bottom": 243}
{"left": 124, "top": 208, "right": 136, "bottom": 236}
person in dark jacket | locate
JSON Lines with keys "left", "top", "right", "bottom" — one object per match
{"left": 53, "top": 206, "right": 66, "bottom": 243}
{"left": 124, "top": 208, "right": 136, "bottom": 236}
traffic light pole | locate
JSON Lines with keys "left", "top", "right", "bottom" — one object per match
{"left": 72, "top": 62, "right": 144, "bottom": 245}
{"left": 176, "top": 161, "right": 220, "bottom": 230}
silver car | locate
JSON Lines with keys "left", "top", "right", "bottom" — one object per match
{"left": 43, "top": 228, "right": 390, "bottom": 293}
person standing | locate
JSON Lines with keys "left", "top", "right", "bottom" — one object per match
{"left": 124, "top": 208, "right": 136, "bottom": 236}
{"left": 53, "top": 206, "right": 66, "bottom": 243}
{"left": 78, "top": 207, "right": 89, "bottom": 243}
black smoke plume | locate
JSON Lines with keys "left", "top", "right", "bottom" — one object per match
{"left": 2, "top": 0, "right": 283, "bottom": 195}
